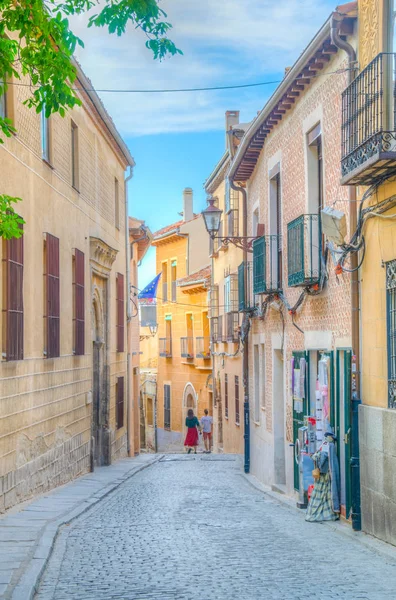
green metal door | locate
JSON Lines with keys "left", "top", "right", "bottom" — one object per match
{"left": 292, "top": 351, "right": 309, "bottom": 491}
{"left": 336, "top": 349, "right": 352, "bottom": 519}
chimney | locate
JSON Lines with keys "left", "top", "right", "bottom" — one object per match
{"left": 225, "top": 110, "right": 239, "bottom": 147}
{"left": 183, "top": 188, "right": 193, "bottom": 222}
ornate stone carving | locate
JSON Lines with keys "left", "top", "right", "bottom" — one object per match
{"left": 360, "top": 0, "right": 380, "bottom": 68}
{"left": 90, "top": 237, "right": 118, "bottom": 278}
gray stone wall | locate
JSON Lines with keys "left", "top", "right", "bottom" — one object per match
{"left": 359, "top": 404, "right": 396, "bottom": 546}
{"left": 0, "top": 433, "right": 90, "bottom": 512}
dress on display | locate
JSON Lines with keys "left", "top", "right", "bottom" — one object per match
{"left": 306, "top": 434, "right": 340, "bottom": 522}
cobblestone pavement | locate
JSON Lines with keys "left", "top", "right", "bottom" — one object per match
{"left": 35, "top": 455, "right": 396, "bottom": 600}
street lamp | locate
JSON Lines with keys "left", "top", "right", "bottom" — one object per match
{"left": 202, "top": 194, "right": 255, "bottom": 253}
{"left": 202, "top": 196, "right": 222, "bottom": 238}
{"left": 148, "top": 323, "right": 158, "bottom": 336}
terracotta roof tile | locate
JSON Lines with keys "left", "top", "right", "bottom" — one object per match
{"left": 152, "top": 214, "right": 199, "bottom": 240}
{"left": 177, "top": 265, "right": 211, "bottom": 287}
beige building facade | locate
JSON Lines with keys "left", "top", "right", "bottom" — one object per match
{"left": 0, "top": 62, "right": 134, "bottom": 510}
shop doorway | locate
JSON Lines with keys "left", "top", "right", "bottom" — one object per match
{"left": 273, "top": 349, "right": 286, "bottom": 485}
{"left": 336, "top": 349, "right": 352, "bottom": 519}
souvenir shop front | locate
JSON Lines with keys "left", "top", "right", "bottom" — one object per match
{"left": 291, "top": 349, "right": 353, "bottom": 519}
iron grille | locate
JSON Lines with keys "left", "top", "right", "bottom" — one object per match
{"left": 159, "top": 337, "right": 172, "bottom": 357}
{"left": 387, "top": 260, "right": 396, "bottom": 409}
{"left": 238, "top": 262, "right": 255, "bottom": 311}
{"left": 341, "top": 53, "right": 396, "bottom": 183}
{"left": 180, "top": 336, "right": 194, "bottom": 358}
{"left": 224, "top": 374, "right": 229, "bottom": 418}
{"left": 226, "top": 312, "right": 239, "bottom": 343}
{"left": 287, "top": 214, "right": 321, "bottom": 287}
{"left": 3, "top": 228, "right": 24, "bottom": 361}
{"left": 196, "top": 337, "right": 211, "bottom": 359}
{"left": 116, "top": 376, "right": 125, "bottom": 430}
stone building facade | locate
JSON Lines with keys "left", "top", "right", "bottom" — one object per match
{"left": 227, "top": 4, "right": 357, "bottom": 514}
{"left": 0, "top": 61, "right": 134, "bottom": 511}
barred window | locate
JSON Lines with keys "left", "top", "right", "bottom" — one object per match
{"left": 235, "top": 375, "right": 240, "bottom": 424}
{"left": 224, "top": 374, "right": 229, "bottom": 418}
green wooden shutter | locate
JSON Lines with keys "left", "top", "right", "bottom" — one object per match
{"left": 238, "top": 263, "right": 245, "bottom": 311}
{"left": 253, "top": 236, "right": 266, "bottom": 294}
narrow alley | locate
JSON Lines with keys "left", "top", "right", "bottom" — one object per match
{"left": 34, "top": 456, "right": 396, "bottom": 600}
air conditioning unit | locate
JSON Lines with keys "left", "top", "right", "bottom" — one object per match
{"left": 321, "top": 207, "right": 347, "bottom": 246}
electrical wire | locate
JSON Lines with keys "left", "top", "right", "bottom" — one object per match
{"left": 0, "top": 68, "right": 353, "bottom": 94}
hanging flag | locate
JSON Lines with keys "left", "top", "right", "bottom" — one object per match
{"left": 138, "top": 273, "right": 161, "bottom": 304}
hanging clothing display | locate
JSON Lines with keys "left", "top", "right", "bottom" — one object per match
{"left": 306, "top": 432, "right": 340, "bottom": 522}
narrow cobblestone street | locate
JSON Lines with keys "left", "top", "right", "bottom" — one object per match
{"left": 34, "top": 455, "right": 396, "bottom": 600}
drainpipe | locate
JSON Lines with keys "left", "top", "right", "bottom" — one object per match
{"left": 331, "top": 14, "right": 361, "bottom": 531}
{"left": 125, "top": 165, "right": 134, "bottom": 457}
{"left": 230, "top": 180, "right": 250, "bottom": 473}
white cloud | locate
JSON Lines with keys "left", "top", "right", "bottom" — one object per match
{"left": 71, "top": 0, "right": 334, "bottom": 136}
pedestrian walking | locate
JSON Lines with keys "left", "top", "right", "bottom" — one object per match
{"left": 184, "top": 408, "right": 201, "bottom": 454}
{"left": 200, "top": 409, "right": 213, "bottom": 454}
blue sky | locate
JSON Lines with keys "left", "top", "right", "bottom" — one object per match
{"left": 72, "top": 0, "right": 335, "bottom": 288}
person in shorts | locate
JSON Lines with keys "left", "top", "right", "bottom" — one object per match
{"left": 200, "top": 409, "right": 213, "bottom": 453}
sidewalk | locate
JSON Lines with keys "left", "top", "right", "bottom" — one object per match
{"left": 0, "top": 454, "right": 160, "bottom": 600}
{"left": 243, "top": 472, "right": 396, "bottom": 564}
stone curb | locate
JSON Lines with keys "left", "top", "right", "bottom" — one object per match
{"left": 11, "top": 455, "right": 162, "bottom": 600}
{"left": 242, "top": 472, "right": 396, "bottom": 564}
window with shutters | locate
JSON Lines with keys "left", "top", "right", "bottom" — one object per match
{"left": 115, "top": 178, "right": 120, "bottom": 230}
{"left": 224, "top": 374, "right": 229, "bottom": 418}
{"left": 209, "top": 284, "right": 219, "bottom": 318}
{"left": 116, "top": 273, "right": 124, "bottom": 352}
{"left": 253, "top": 236, "right": 266, "bottom": 294}
{"left": 2, "top": 228, "right": 24, "bottom": 361}
{"left": 164, "top": 384, "right": 171, "bottom": 429}
{"left": 73, "top": 249, "right": 85, "bottom": 355}
{"left": 225, "top": 180, "right": 239, "bottom": 236}
{"left": 116, "top": 376, "right": 125, "bottom": 429}
{"left": 224, "top": 274, "right": 238, "bottom": 313}
{"left": 44, "top": 233, "right": 60, "bottom": 358}
{"left": 269, "top": 171, "right": 282, "bottom": 289}
{"left": 235, "top": 375, "right": 240, "bottom": 424}
{"left": 71, "top": 121, "right": 79, "bottom": 190}
{"left": 171, "top": 260, "right": 177, "bottom": 302}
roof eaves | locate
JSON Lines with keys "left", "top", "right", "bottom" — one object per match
{"left": 228, "top": 14, "right": 335, "bottom": 182}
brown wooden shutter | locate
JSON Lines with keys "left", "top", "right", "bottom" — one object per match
{"left": 116, "top": 376, "right": 125, "bottom": 429}
{"left": 3, "top": 229, "right": 24, "bottom": 360}
{"left": 116, "top": 273, "right": 124, "bottom": 352}
{"left": 46, "top": 233, "right": 60, "bottom": 358}
{"left": 74, "top": 249, "right": 85, "bottom": 356}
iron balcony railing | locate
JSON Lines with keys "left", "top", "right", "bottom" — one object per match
{"left": 341, "top": 52, "right": 396, "bottom": 184}
{"left": 180, "top": 337, "right": 194, "bottom": 359}
{"left": 226, "top": 312, "right": 239, "bottom": 343}
{"left": 159, "top": 337, "right": 172, "bottom": 357}
{"left": 287, "top": 214, "right": 321, "bottom": 287}
{"left": 253, "top": 235, "right": 282, "bottom": 295}
{"left": 238, "top": 261, "right": 256, "bottom": 311}
{"left": 196, "top": 337, "right": 211, "bottom": 359}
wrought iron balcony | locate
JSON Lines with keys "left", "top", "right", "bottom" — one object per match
{"left": 341, "top": 53, "right": 396, "bottom": 185}
{"left": 196, "top": 337, "right": 211, "bottom": 359}
{"left": 180, "top": 337, "right": 194, "bottom": 359}
{"left": 253, "top": 235, "right": 282, "bottom": 295}
{"left": 226, "top": 312, "right": 239, "bottom": 343}
{"left": 287, "top": 214, "right": 321, "bottom": 287}
{"left": 238, "top": 261, "right": 256, "bottom": 311}
{"left": 159, "top": 337, "right": 172, "bottom": 357}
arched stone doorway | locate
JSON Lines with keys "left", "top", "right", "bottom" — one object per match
{"left": 182, "top": 383, "right": 198, "bottom": 433}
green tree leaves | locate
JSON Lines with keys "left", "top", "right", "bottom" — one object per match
{"left": 0, "top": 0, "right": 181, "bottom": 237}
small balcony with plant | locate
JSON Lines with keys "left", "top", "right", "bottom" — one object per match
{"left": 341, "top": 53, "right": 396, "bottom": 185}
{"left": 196, "top": 337, "right": 211, "bottom": 359}
{"left": 252, "top": 235, "right": 282, "bottom": 295}
{"left": 180, "top": 336, "right": 194, "bottom": 359}
{"left": 159, "top": 337, "right": 172, "bottom": 358}
{"left": 287, "top": 214, "right": 321, "bottom": 287}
